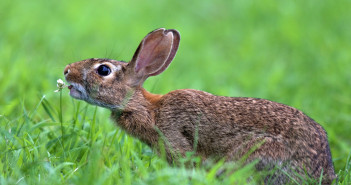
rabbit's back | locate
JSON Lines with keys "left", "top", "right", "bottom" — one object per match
{"left": 155, "top": 89, "right": 336, "bottom": 183}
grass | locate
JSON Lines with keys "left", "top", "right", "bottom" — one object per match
{"left": 1, "top": 0, "right": 351, "bottom": 184}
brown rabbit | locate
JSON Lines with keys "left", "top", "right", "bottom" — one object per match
{"left": 64, "top": 28, "right": 336, "bottom": 184}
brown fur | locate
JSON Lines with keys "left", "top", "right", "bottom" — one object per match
{"left": 141, "top": 88, "right": 163, "bottom": 106}
{"left": 64, "top": 28, "right": 336, "bottom": 184}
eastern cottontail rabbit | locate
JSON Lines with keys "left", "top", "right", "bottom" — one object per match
{"left": 64, "top": 28, "right": 336, "bottom": 184}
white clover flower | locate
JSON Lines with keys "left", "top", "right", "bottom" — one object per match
{"left": 55, "top": 79, "right": 67, "bottom": 92}
{"left": 57, "top": 79, "right": 65, "bottom": 87}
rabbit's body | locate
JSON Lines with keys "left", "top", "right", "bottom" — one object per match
{"left": 113, "top": 87, "right": 336, "bottom": 184}
{"left": 64, "top": 28, "right": 336, "bottom": 184}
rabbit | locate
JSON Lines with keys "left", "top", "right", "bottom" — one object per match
{"left": 63, "top": 28, "right": 336, "bottom": 184}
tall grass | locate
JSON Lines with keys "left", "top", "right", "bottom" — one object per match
{"left": 0, "top": 95, "right": 260, "bottom": 185}
{"left": 1, "top": 0, "right": 351, "bottom": 184}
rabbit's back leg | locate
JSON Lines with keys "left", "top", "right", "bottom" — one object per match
{"left": 225, "top": 137, "right": 298, "bottom": 184}
{"left": 255, "top": 158, "right": 296, "bottom": 185}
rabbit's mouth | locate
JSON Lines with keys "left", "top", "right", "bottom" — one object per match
{"left": 67, "top": 83, "right": 88, "bottom": 100}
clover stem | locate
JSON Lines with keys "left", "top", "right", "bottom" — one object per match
{"left": 59, "top": 89, "right": 65, "bottom": 151}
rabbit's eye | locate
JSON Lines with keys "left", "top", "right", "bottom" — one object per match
{"left": 97, "top": 65, "right": 111, "bottom": 76}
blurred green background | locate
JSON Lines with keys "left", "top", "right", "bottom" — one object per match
{"left": 1, "top": 0, "right": 351, "bottom": 183}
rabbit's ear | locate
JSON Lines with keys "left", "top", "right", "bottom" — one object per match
{"left": 127, "top": 28, "right": 180, "bottom": 86}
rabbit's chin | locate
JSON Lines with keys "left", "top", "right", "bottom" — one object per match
{"left": 68, "top": 83, "right": 88, "bottom": 101}
{"left": 69, "top": 87, "right": 82, "bottom": 99}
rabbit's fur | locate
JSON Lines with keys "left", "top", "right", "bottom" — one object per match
{"left": 64, "top": 28, "right": 336, "bottom": 184}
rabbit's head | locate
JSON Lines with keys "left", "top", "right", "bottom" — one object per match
{"left": 64, "top": 28, "right": 180, "bottom": 109}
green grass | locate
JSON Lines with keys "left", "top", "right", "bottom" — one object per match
{"left": 1, "top": 0, "right": 351, "bottom": 184}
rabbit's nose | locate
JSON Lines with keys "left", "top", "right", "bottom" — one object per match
{"left": 64, "top": 65, "right": 70, "bottom": 76}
